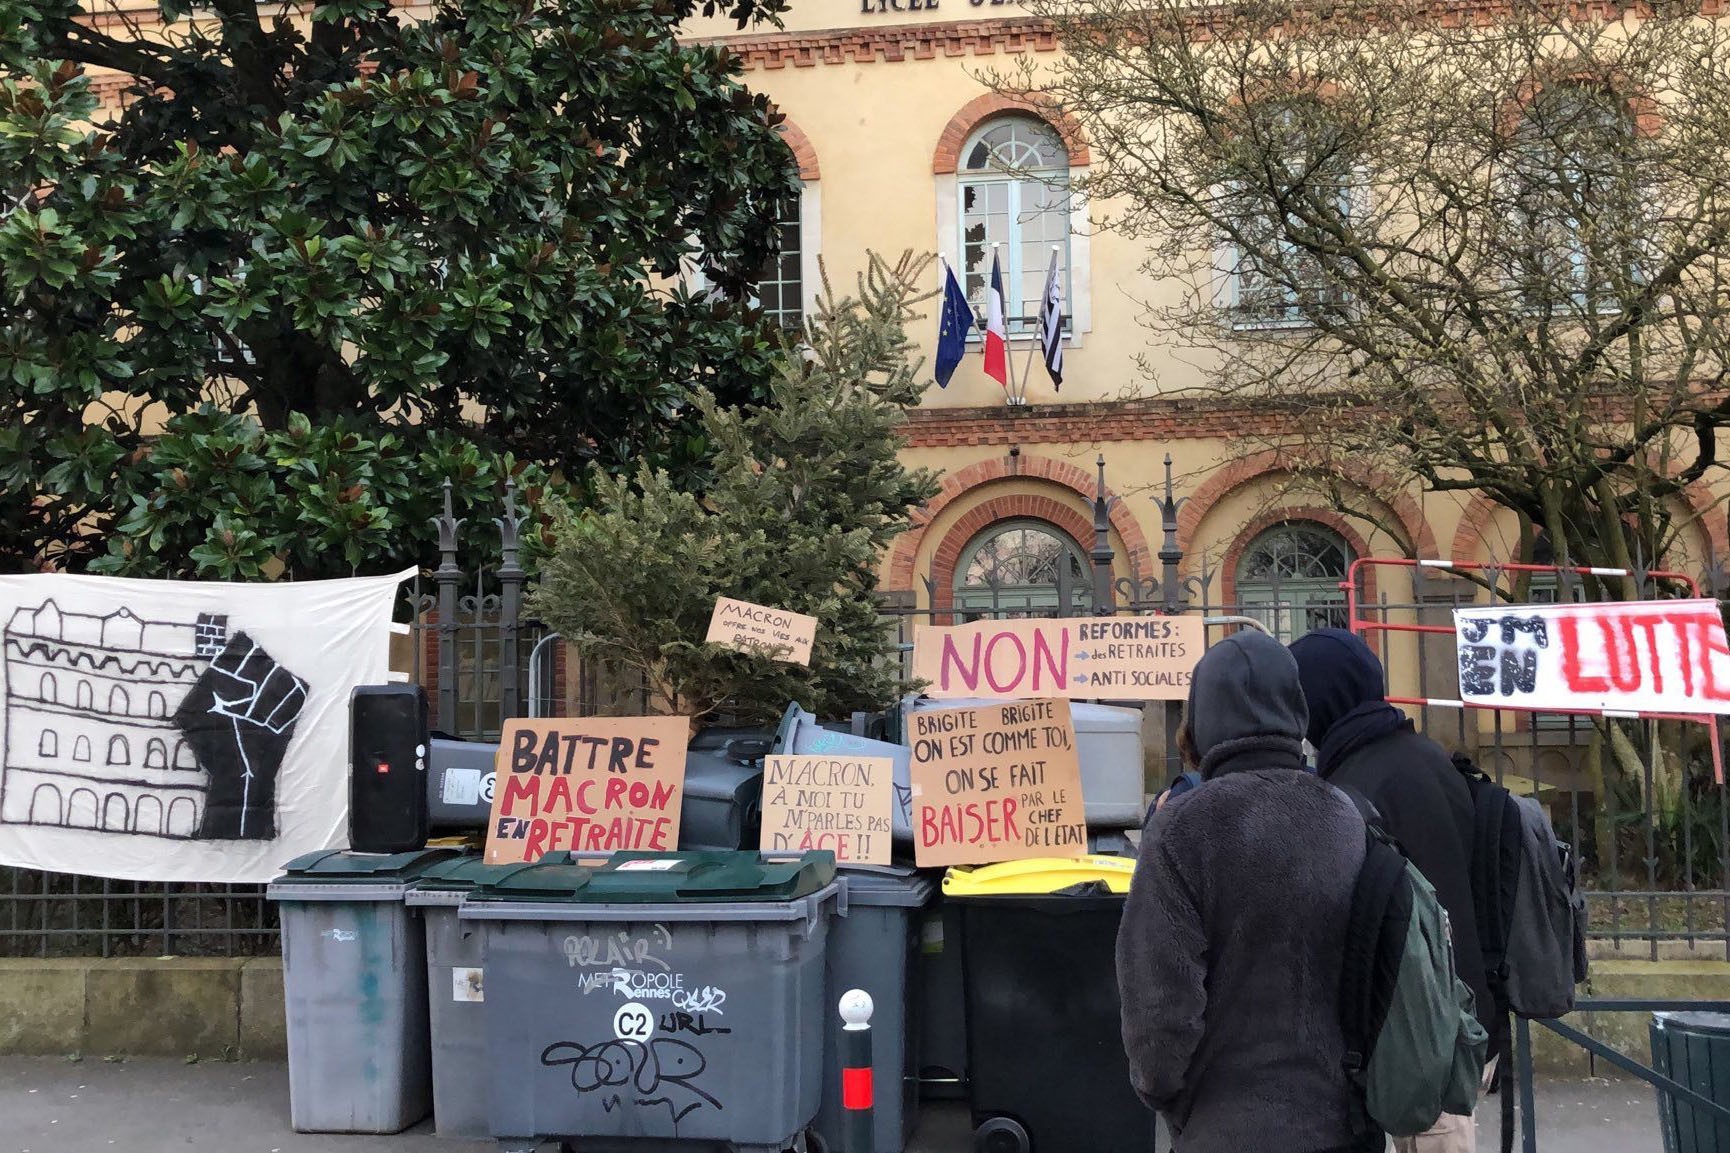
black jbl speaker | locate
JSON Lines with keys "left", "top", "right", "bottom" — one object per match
{"left": 350, "top": 684, "right": 429, "bottom": 853}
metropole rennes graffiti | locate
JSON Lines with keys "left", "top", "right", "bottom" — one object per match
{"left": 1, "top": 601, "right": 309, "bottom": 842}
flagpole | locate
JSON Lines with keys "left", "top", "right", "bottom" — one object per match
{"left": 993, "top": 242, "right": 1024, "bottom": 406}
{"left": 1021, "top": 246, "right": 1059, "bottom": 401}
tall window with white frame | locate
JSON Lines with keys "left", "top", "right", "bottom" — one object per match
{"left": 1506, "top": 82, "right": 1647, "bottom": 315}
{"left": 1221, "top": 98, "right": 1357, "bottom": 329}
{"left": 959, "top": 117, "right": 1072, "bottom": 337}
{"left": 756, "top": 192, "right": 804, "bottom": 330}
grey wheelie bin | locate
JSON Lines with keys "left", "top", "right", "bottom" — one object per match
{"left": 406, "top": 855, "right": 567, "bottom": 1139}
{"left": 1652, "top": 1011, "right": 1730, "bottom": 1152}
{"left": 268, "top": 847, "right": 458, "bottom": 1133}
{"left": 461, "top": 850, "right": 842, "bottom": 1153}
{"left": 815, "top": 866, "right": 934, "bottom": 1153}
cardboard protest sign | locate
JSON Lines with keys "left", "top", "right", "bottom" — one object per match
{"left": 1453, "top": 599, "right": 1730, "bottom": 716}
{"left": 907, "top": 698, "right": 1087, "bottom": 868}
{"left": 484, "top": 716, "right": 690, "bottom": 864}
{"left": 760, "top": 754, "right": 894, "bottom": 865}
{"left": 705, "top": 597, "right": 818, "bottom": 665}
{"left": 911, "top": 616, "right": 1202, "bottom": 700}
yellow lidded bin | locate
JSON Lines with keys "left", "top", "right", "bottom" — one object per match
{"left": 940, "top": 854, "right": 1134, "bottom": 898}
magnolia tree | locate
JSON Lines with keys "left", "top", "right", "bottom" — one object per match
{"left": 995, "top": 0, "right": 1730, "bottom": 587}
{"left": 529, "top": 252, "right": 941, "bottom": 724}
{"left": 0, "top": 0, "right": 797, "bottom": 576}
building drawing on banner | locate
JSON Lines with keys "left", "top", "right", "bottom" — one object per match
{"left": 0, "top": 601, "right": 310, "bottom": 841}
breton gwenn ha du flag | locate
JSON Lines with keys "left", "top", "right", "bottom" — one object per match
{"left": 933, "top": 259, "right": 972, "bottom": 389}
{"left": 1037, "top": 248, "right": 1064, "bottom": 390}
{"left": 983, "top": 249, "right": 1009, "bottom": 389}
{"left": 0, "top": 570, "right": 409, "bottom": 883}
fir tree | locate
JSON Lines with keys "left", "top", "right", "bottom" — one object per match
{"left": 529, "top": 252, "right": 942, "bottom": 724}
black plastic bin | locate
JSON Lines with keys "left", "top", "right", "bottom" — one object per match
{"left": 1653, "top": 1011, "right": 1730, "bottom": 1153}
{"left": 945, "top": 858, "right": 1153, "bottom": 1153}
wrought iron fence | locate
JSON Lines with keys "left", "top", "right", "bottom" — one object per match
{"left": 7, "top": 465, "right": 1730, "bottom": 959}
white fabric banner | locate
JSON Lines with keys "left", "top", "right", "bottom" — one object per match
{"left": 0, "top": 570, "right": 412, "bottom": 882}
{"left": 1453, "top": 598, "right": 1730, "bottom": 716}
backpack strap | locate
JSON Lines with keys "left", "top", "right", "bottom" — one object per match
{"left": 1337, "top": 784, "right": 1409, "bottom": 1145}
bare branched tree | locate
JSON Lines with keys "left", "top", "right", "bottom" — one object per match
{"left": 991, "top": 0, "right": 1730, "bottom": 593}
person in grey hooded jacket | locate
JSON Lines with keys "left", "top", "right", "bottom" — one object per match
{"left": 1117, "top": 629, "right": 1376, "bottom": 1153}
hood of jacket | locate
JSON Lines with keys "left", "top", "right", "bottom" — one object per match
{"left": 1186, "top": 630, "right": 1309, "bottom": 778}
{"left": 1288, "top": 628, "right": 1389, "bottom": 748}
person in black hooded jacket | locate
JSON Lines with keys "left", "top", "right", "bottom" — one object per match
{"left": 1289, "top": 627, "right": 1493, "bottom": 1153}
{"left": 1118, "top": 630, "right": 1374, "bottom": 1153}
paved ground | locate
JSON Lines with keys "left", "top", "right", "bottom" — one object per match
{"left": 0, "top": 1056, "right": 1664, "bottom": 1152}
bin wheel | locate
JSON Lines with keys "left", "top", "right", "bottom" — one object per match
{"left": 974, "top": 1116, "right": 1031, "bottom": 1153}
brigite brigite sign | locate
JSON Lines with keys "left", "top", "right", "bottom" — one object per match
{"left": 1453, "top": 599, "right": 1730, "bottom": 716}
{"left": 910, "top": 615, "right": 1203, "bottom": 700}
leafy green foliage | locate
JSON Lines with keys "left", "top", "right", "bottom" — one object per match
{"left": 530, "top": 253, "right": 942, "bottom": 723}
{"left": 0, "top": 0, "right": 798, "bottom": 576}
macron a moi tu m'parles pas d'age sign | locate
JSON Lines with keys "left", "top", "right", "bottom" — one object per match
{"left": 760, "top": 754, "right": 895, "bottom": 866}
{"left": 911, "top": 615, "right": 1203, "bottom": 700}
{"left": 1454, "top": 599, "right": 1730, "bottom": 716}
{"left": 705, "top": 597, "right": 818, "bottom": 666}
{"left": 908, "top": 698, "right": 1087, "bottom": 868}
{"left": 484, "top": 716, "right": 691, "bottom": 863}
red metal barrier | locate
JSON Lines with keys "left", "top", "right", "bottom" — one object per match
{"left": 1342, "top": 557, "right": 1724, "bottom": 782}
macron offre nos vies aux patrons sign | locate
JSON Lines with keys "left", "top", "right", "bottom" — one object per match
{"left": 705, "top": 597, "right": 818, "bottom": 666}
{"left": 484, "top": 716, "right": 691, "bottom": 863}
{"left": 911, "top": 616, "right": 1202, "bottom": 700}
{"left": 1453, "top": 599, "right": 1730, "bottom": 716}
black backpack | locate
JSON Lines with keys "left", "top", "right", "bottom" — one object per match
{"left": 1452, "top": 753, "right": 1589, "bottom": 1151}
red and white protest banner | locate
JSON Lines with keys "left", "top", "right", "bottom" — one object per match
{"left": 1452, "top": 599, "right": 1730, "bottom": 717}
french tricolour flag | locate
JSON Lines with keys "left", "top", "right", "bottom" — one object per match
{"left": 982, "top": 249, "right": 1009, "bottom": 389}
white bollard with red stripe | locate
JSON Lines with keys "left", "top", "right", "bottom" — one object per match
{"left": 839, "top": 989, "right": 875, "bottom": 1153}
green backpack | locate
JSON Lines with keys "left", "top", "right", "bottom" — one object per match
{"left": 1338, "top": 788, "right": 1490, "bottom": 1139}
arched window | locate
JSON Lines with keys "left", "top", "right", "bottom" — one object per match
{"left": 107, "top": 735, "right": 130, "bottom": 766}
{"left": 109, "top": 685, "right": 130, "bottom": 716}
{"left": 145, "top": 739, "right": 169, "bottom": 769}
{"left": 960, "top": 117, "right": 1071, "bottom": 337}
{"left": 75, "top": 681, "right": 93, "bottom": 710}
{"left": 39, "top": 730, "right": 58, "bottom": 758}
{"left": 1234, "top": 522, "right": 1355, "bottom": 642}
{"left": 73, "top": 735, "right": 91, "bottom": 762}
{"left": 38, "top": 672, "right": 57, "bottom": 703}
{"left": 953, "top": 520, "right": 1093, "bottom": 621}
{"left": 148, "top": 691, "right": 167, "bottom": 718}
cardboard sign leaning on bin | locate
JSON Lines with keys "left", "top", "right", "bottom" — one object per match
{"left": 483, "top": 716, "right": 691, "bottom": 864}
{"left": 760, "top": 754, "right": 895, "bottom": 866}
{"left": 907, "top": 698, "right": 1088, "bottom": 869}
{"left": 706, "top": 597, "right": 818, "bottom": 665}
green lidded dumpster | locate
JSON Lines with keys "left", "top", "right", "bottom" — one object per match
{"left": 944, "top": 856, "right": 1153, "bottom": 1153}
{"left": 1652, "top": 1011, "right": 1730, "bottom": 1152}
{"left": 815, "top": 865, "right": 934, "bottom": 1153}
{"left": 405, "top": 854, "right": 586, "bottom": 1139}
{"left": 267, "top": 847, "right": 458, "bottom": 1134}
{"left": 462, "top": 850, "right": 842, "bottom": 1153}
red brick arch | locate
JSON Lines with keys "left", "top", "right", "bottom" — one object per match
{"left": 932, "top": 93, "right": 1091, "bottom": 176}
{"left": 928, "top": 495, "right": 1103, "bottom": 615}
{"left": 1219, "top": 507, "right": 1379, "bottom": 607}
{"left": 1177, "top": 450, "right": 1438, "bottom": 563}
{"left": 1452, "top": 484, "right": 1730, "bottom": 568}
{"left": 777, "top": 119, "right": 820, "bottom": 182}
{"left": 883, "top": 452, "right": 1151, "bottom": 594}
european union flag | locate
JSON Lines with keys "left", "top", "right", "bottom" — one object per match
{"left": 933, "top": 261, "right": 972, "bottom": 388}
